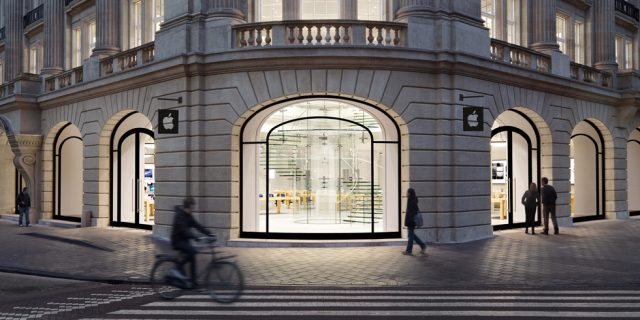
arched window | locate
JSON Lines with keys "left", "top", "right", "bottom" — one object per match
{"left": 241, "top": 98, "right": 400, "bottom": 239}
{"left": 53, "top": 123, "right": 83, "bottom": 221}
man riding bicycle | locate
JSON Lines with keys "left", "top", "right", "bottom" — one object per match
{"left": 171, "top": 197, "right": 215, "bottom": 282}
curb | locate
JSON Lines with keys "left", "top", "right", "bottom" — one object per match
{"left": 0, "top": 266, "right": 150, "bottom": 285}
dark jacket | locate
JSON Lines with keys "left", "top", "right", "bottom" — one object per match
{"left": 16, "top": 192, "right": 31, "bottom": 208}
{"left": 521, "top": 190, "right": 539, "bottom": 208}
{"left": 171, "top": 206, "right": 211, "bottom": 249}
{"left": 404, "top": 198, "right": 419, "bottom": 227}
{"left": 541, "top": 184, "right": 557, "bottom": 205}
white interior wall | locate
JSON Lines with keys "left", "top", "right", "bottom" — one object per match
{"left": 512, "top": 133, "right": 528, "bottom": 223}
{"left": 628, "top": 140, "right": 640, "bottom": 212}
{"left": 573, "top": 136, "right": 597, "bottom": 216}
{"left": 60, "top": 139, "right": 83, "bottom": 217}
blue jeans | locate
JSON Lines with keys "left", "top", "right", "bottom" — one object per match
{"left": 18, "top": 207, "right": 30, "bottom": 226}
{"left": 405, "top": 226, "right": 426, "bottom": 253}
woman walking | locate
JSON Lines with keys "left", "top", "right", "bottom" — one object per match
{"left": 403, "top": 188, "right": 427, "bottom": 255}
{"left": 521, "top": 182, "right": 539, "bottom": 234}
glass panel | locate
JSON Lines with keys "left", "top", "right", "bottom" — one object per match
{"left": 120, "top": 134, "right": 137, "bottom": 224}
{"left": 266, "top": 118, "right": 373, "bottom": 233}
{"left": 88, "top": 20, "right": 96, "bottom": 54}
{"left": 491, "top": 133, "right": 508, "bottom": 226}
{"left": 572, "top": 136, "right": 597, "bottom": 217}
{"left": 257, "top": 0, "right": 282, "bottom": 22}
{"left": 140, "top": 134, "right": 155, "bottom": 225}
{"left": 511, "top": 133, "right": 529, "bottom": 224}
{"left": 556, "top": 15, "right": 566, "bottom": 53}
{"left": 72, "top": 28, "right": 81, "bottom": 68}
{"left": 301, "top": 0, "right": 339, "bottom": 19}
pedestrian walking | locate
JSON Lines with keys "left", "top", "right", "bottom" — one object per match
{"left": 16, "top": 187, "right": 31, "bottom": 227}
{"left": 403, "top": 188, "right": 427, "bottom": 256}
{"left": 521, "top": 182, "right": 539, "bottom": 235}
{"left": 540, "top": 177, "right": 559, "bottom": 235}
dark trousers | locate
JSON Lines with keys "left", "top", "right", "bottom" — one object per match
{"left": 405, "top": 227, "right": 426, "bottom": 253}
{"left": 525, "top": 205, "right": 536, "bottom": 231}
{"left": 542, "top": 204, "right": 558, "bottom": 233}
{"left": 174, "top": 242, "right": 197, "bottom": 280}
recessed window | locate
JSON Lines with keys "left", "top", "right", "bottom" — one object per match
{"left": 256, "top": 0, "right": 283, "bottom": 22}
{"left": 130, "top": 0, "right": 143, "bottom": 48}
{"left": 481, "top": 0, "right": 496, "bottom": 38}
{"left": 301, "top": 0, "right": 339, "bottom": 19}
{"left": 357, "top": 0, "right": 385, "bottom": 21}
{"left": 574, "top": 21, "right": 584, "bottom": 64}
{"left": 616, "top": 35, "right": 634, "bottom": 70}
{"left": 72, "top": 28, "right": 82, "bottom": 68}
{"left": 556, "top": 15, "right": 567, "bottom": 53}
{"left": 153, "top": 0, "right": 164, "bottom": 37}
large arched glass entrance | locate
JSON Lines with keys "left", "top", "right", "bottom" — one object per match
{"left": 241, "top": 98, "right": 400, "bottom": 239}
{"left": 110, "top": 112, "right": 155, "bottom": 229}
{"left": 570, "top": 120, "right": 605, "bottom": 221}
{"left": 490, "top": 110, "right": 540, "bottom": 230}
{"left": 53, "top": 123, "right": 83, "bottom": 221}
{"left": 629, "top": 128, "right": 640, "bottom": 216}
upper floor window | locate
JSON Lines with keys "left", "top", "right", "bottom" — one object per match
{"left": 358, "top": 0, "right": 386, "bottom": 21}
{"left": 556, "top": 14, "right": 567, "bottom": 53}
{"left": 130, "top": 0, "right": 143, "bottom": 48}
{"left": 68, "top": 8, "right": 96, "bottom": 69}
{"left": 301, "top": 0, "right": 339, "bottom": 19}
{"left": 616, "top": 35, "right": 634, "bottom": 70}
{"left": 573, "top": 21, "right": 584, "bottom": 64}
{"left": 481, "top": 0, "right": 496, "bottom": 38}
{"left": 506, "top": 0, "right": 519, "bottom": 44}
{"left": 28, "top": 41, "right": 43, "bottom": 74}
{"left": 256, "top": 0, "right": 283, "bottom": 22}
{"left": 124, "top": 0, "right": 164, "bottom": 49}
{"left": 153, "top": 0, "right": 164, "bottom": 34}
{"left": 0, "top": 55, "right": 4, "bottom": 84}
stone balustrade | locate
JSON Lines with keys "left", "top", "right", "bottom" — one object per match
{"left": 45, "top": 66, "right": 84, "bottom": 92}
{"left": 0, "top": 82, "right": 15, "bottom": 99}
{"left": 100, "top": 42, "right": 155, "bottom": 76}
{"left": 234, "top": 20, "right": 406, "bottom": 48}
{"left": 570, "top": 62, "right": 612, "bottom": 88}
{"left": 490, "top": 39, "right": 551, "bottom": 73}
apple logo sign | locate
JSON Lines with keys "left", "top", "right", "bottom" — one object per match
{"left": 467, "top": 110, "right": 479, "bottom": 127}
{"left": 163, "top": 113, "right": 174, "bottom": 130}
{"left": 158, "top": 109, "right": 179, "bottom": 134}
{"left": 463, "top": 107, "right": 483, "bottom": 131}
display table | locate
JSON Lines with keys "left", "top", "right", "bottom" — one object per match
{"left": 491, "top": 195, "right": 506, "bottom": 220}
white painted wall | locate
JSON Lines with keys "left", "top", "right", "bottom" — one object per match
{"left": 60, "top": 138, "right": 83, "bottom": 217}
{"left": 573, "top": 136, "right": 597, "bottom": 216}
{"left": 628, "top": 141, "right": 640, "bottom": 212}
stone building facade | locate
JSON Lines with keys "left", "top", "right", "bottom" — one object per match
{"left": 0, "top": 0, "right": 639, "bottom": 244}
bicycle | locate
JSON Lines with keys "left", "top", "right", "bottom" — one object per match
{"left": 150, "top": 237, "right": 244, "bottom": 303}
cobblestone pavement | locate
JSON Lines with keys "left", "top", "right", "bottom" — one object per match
{"left": 1, "top": 218, "right": 639, "bottom": 288}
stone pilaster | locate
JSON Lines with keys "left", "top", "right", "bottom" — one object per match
{"left": 42, "top": 0, "right": 65, "bottom": 75}
{"left": 593, "top": 0, "right": 617, "bottom": 72}
{"left": 530, "top": 0, "right": 559, "bottom": 53}
{"left": 93, "top": 0, "right": 120, "bottom": 56}
{"left": 395, "top": 0, "right": 433, "bottom": 20}
{"left": 341, "top": 0, "right": 358, "bottom": 20}
{"left": 4, "top": 0, "right": 23, "bottom": 80}
{"left": 13, "top": 135, "right": 43, "bottom": 222}
{"left": 282, "top": 0, "right": 300, "bottom": 20}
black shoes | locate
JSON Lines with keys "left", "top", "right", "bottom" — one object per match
{"left": 554, "top": 230, "right": 559, "bottom": 235}
{"left": 541, "top": 230, "right": 549, "bottom": 235}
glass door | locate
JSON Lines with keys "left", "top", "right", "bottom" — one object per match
{"left": 491, "top": 127, "right": 532, "bottom": 229}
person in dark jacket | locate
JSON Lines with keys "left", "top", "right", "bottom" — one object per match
{"left": 16, "top": 187, "right": 31, "bottom": 227}
{"left": 540, "top": 177, "right": 559, "bottom": 235}
{"left": 521, "top": 182, "right": 539, "bottom": 235}
{"left": 171, "top": 197, "right": 214, "bottom": 280}
{"left": 403, "top": 188, "right": 426, "bottom": 256}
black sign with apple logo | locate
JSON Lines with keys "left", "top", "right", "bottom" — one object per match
{"left": 158, "top": 109, "right": 179, "bottom": 134}
{"left": 463, "top": 107, "right": 483, "bottom": 131}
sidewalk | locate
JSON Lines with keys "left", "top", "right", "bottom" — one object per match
{"left": 1, "top": 218, "right": 639, "bottom": 289}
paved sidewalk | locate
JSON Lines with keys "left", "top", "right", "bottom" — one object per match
{"left": 1, "top": 218, "right": 640, "bottom": 289}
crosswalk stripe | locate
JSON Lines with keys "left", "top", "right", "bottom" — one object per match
{"left": 107, "top": 310, "right": 640, "bottom": 317}
{"left": 143, "top": 301, "right": 640, "bottom": 308}
{"left": 175, "top": 294, "right": 640, "bottom": 301}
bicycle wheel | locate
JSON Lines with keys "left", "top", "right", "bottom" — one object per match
{"left": 150, "top": 258, "right": 184, "bottom": 300}
{"left": 205, "top": 261, "right": 244, "bottom": 303}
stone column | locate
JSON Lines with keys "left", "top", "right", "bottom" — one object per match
{"left": 4, "top": 0, "right": 23, "bottom": 80}
{"left": 395, "top": 0, "right": 432, "bottom": 20}
{"left": 530, "top": 0, "right": 559, "bottom": 52}
{"left": 341, "top": 0, "right": 358, "bottom": 20}
{"left": 283, "top": 0, "right": 300, "bottom": 20}
{"left": 42, "top": 0, "right": 65, "bottom": 75}
{"left": 209, "top": 0, "right": 245, "bottom": 20}
{"left": 593, "top": 0, "right": 617, "bottom": 72}
{"left": 93, "top": 0, "right": 120, "bottom": 56}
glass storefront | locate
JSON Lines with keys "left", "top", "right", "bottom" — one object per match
{"left": 241, "top": 99, "right": 399, "bottom": 238}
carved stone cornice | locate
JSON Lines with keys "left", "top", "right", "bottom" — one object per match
{"left": 15, "top": 134, "right": 43, "bottom": 149}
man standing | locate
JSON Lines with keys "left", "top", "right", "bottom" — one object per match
{"left": 540, "top": 177, "right": 558, "bottom": 235}
{"left": 16, "top": 187, "right": 31, "bottom": 227}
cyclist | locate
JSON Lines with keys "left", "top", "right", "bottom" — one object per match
{"left": 170, "top": 197, "right": 215, "bottom": 283}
